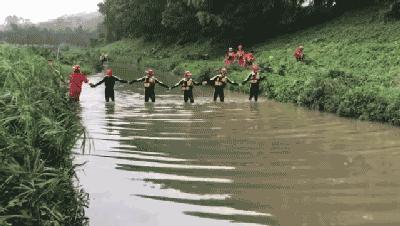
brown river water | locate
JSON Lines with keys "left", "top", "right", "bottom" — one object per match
{"left": 75, "top": 71, "right": 400, "bottom": 226}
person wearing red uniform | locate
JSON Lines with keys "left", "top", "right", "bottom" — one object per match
{"left": 224, "top": 47, "right": 236, "bottom": 65}
{"left": 236, "top": 44, "right": 246, "bottom": 67}
{"left": 244, "top": 51, "right": 256, "bottom": 67}
{"left": 69, "top": 65, "right": 91, "bottom": 102}
{"left": 294, "top": 45, "right": 305, "bottom": 62}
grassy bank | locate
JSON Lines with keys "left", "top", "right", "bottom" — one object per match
{"left": 94, "top": 6, "right": 400, "bottom": 125}
{"left": 0, "top": 45, "right": 88, "bottom": 226}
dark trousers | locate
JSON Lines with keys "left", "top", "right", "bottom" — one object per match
{"left": 249, "top": 86, "right": 260, "bottom": 102}
{"left": 214, "top": 86, "right": 225, "bottom": 102}
{"left": 145, "top": 88, "right": 156, "bottom": 102}
{"left": 105, "top": 88, "right": 115, "bottom": 102}
{"left": 184, "top": 90, "right": 194, "bottom": 103}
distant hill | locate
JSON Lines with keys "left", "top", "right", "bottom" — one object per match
{"left": 37, "top": 12, "right": 103, "bottom": 31}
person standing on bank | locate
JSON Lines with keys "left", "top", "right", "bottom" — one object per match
{"left": 204, "top": 67, "right": 239, "bottom": 102}
{"left": 241, "top": 65, "right": 266, "bottom": 102}
{"left": 90, "top": 69, "right": 128, "bottom": 102}
{"left": 129, "top": 69, "right": 169, "bottom": 102}
{"left": 171, "top": 71, "right": 201, "bottom": 103}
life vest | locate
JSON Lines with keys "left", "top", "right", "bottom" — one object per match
{"left": 250, "top": 73, "right": 261, "bottom": 84}
{"left": 181, "top": 78, "right": 194, "bottom": 91}
{"left": 144, "top": 76, "right": 155, "bottom": 88}
{"left": 214, "top": 75, "right": 227, "bottom": 87}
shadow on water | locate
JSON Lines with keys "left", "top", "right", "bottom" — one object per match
{"left": 75, "top": 70, "right": 400, "bottom": 226}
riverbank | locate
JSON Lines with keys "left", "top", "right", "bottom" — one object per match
{"left": 0, "top": 45, "right": 88, "bottom": 226}
{"left": 93, "top": 6, "right": 400, "bottom": 125}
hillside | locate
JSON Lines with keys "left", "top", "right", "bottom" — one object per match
{"left": 95, "top": 6, "right": 400, "bottom": 125}
{"left": 37, "top": 12, "right": 103, "bottom": 31}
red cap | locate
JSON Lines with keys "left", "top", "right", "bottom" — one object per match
{"left": 146, "top": 69, "right": 154, "bottom": 76}
{"left": 106, "top": 69, "right": 113, "bottom": 76}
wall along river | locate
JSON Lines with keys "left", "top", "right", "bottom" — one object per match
{"left": 75, "top": 67, "right": 400, "bottom": 226}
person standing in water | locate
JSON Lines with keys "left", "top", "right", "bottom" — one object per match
{"left": 90, "top": 69, "right": 128, "bottom": 102}
{"left": 69, "top": 65, "right": 92, "bottom": 102}
{"left": 171, "top": 71, "right": 201, "bottom": 103}
{"left": 129, "top": 69, "right": 169, "bottom": 102}
{"left": 204, "top": 67, "right": 239, "bottom": 102}
{"left": 241, "top": 65, "right": 266, "bottom": 102}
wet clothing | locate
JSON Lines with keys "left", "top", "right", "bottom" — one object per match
{"left": 294, "top": 48, "right": 305, "bottom": 61}
{"left": 209, "top": 74, "right": 239, "bottom": 102}
{"left": 242, "top": 72, "right": 266, "bottom": 102}
{"left": 69, "top": 73, "right": 88, "bottom": 101}
{"left": 224, "top": 52, "right": 236, "bottom": 65}
{"left": 130, "top": 76, "right": 169, "bottom": 102}
{"left": 93, "top": 76, "right": 128, "bottom": 102}
{"left": 172, "top": 78, "right": 201, "bottom": 103}
{"left": 236, "top": 50, "right": 246, "bottom": 67}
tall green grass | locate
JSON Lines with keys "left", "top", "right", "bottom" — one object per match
{"left": 0, "top": 45, "right": 88, "bottom": 226}
{"left": 96, "top": 6, "right": 400, "bottom": 125}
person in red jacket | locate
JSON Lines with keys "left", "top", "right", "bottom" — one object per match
{"left": 294, "top": 45, "right": 305, "bottom": 62}
{"left": 224, "top": 47, "right": 236, "bottom": 65}
{"left": 236, "top": 44, "right": 246, "bottom": 67}
{"left": 244, "top": 51, "right": 256, "bottom": 67}
{"left": 69, "top": 65, "right": 91, "bottom": 102}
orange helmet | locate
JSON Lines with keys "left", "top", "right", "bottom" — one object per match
{"left": 146, "top": 69, "right": 154, "bottom": 76}
{"left": 72, "top": 65, "right": 81, "bottom": 73}
{"left": 106, "top": 69, "right": 113, "bottom": 76}
{"left": 221, "top": 67, "right": 227, "bottom": 74}
{"left": 184, "top": 71, "right": 192, "bottom": 77}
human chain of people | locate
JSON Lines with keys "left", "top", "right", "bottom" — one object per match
{"left": 68, "top": 45, "right": 305, "bottom": 103}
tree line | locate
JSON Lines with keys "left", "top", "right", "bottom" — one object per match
{"left": 98, "top": 0, "right": 391, "bottom": 44}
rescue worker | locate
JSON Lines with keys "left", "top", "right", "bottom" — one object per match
{"left": 236, "top": 44, "right": 246, "bottom": 67}
{"left": 294, "top": 45, "right": 305, "bottom": 62}
{"left": 204, "top": 67, "right": 239, "bottom": 102}
{"left": 224, "top": 47, "right": 236, "bottom": 65}
{"left": 171, "top": 71, "right": 201, "bottom": 103}
{"left": 100, "top": 53, "right": 108, "bottom": 66}
{"left": 241, "top": 65, "right": 266, "bottom": 102}
{"left": 244, "top": 51, "right": 256, "bottom": 67}
{"left": 69, "top": 65, "right": 92, "bottom": 102}
{"left": 129, "top": 69, "right": 169, "bottom": 102}
{"left": 90, "top": 69, "right": 128, "bottom": 102}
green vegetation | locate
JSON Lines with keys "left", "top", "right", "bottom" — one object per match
{"left": 96, "top": 6, "right": 400, "bottom": 125}
{"left": 0, "top": 45, "right": 88, "bottom": 226}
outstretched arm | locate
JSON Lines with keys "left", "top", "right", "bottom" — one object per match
{"left": 241, "top": 74, "right": 252, "bottom": 85}
{"left": 114, "top": 76, "right": 128, "bottom": 83}
{"left": 129, "top": 77, "right": 145, "bottom": 84}
{"left": 155, "top": 79, "right": 170, "bottom": 89}
{"left": 227, "top": 77, "right": 239, "bottom": 86}
{"left": 171, "top": 80, "right": 184, "bottom": 89}
{"left": 92, "top": 78, "right": 105, "bottom": 87}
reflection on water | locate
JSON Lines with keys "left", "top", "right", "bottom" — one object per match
{"left": 75, "top": 74, "right": 400, "bottom": 226}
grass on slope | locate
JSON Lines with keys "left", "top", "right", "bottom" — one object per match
{"left": 98, "top": 6, "right": 400, "bottom": 125}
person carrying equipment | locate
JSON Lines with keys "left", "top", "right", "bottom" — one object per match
{"left": 241, "top": 65, "right": 266, "bottom": 102}
{"left": 69, "top": 65, "right": 92, "bottom": 102}
{"left": 171, "top": 71, "right": 201, "bottom": 103}
{"left": 90, "top": 69, "right": 128, "bottom": 102}
{"left": 129, "top": 69, "right": 169, "bottom": 102}
{"left": 236, "top": 44, "right": 246, "bottom": 67}
{"left": 294, "top": 45, "right": 305, "bottom": 62}
{"left": 224, "top": 47, "right": 236, "bottom": 65}
{"left": 204, "top": 67, "right": 239, "bottom": 102}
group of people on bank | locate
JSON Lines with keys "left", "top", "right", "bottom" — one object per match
{"left": 69, "top": 45, "right": 305, "bottom": 103}
{"left": 224, "top": 45, "right": 256, "bottom": 67}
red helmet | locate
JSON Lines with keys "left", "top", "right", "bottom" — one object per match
{"left": 184, "top": 71, "right": 192, "bottom": 77}
{"left": 146, "top": 69, "right": 154, "bottom": 76}
{"left": 106, "top": 69, "right": 113, "bottom": 76}
{"left": 252, "top": 64, "right": 260, "bottom": 72}
{"left": 72, "top": 65, "right": 81, "bottom": 73}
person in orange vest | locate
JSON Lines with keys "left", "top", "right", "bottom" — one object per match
{"left": 204, "top": 67, "right": 239, "bottom": 102}
{"left": 129, "top": 69, "right": 169, "bottom": 102}
{"left": 294, "top": 45, "right": 305, "bottom": 62}
{"left": 69, "top": 65, "right": 92, "bottom": 102}
{"left": 241, "top": 65, "right": 266, "bottom": 102}
{"left": 236, "top": 44, "right": 246, "bottom": 67}
{"left": 244, "top": 51, "right": 256, "bottom": 67}
{"left": 224, "top": 47, "right": 236, "bottom": 65}
{"left": 90, "top": 69, "right": 128, "bottom": 102}
{"left": 171, "top": 71, "right": 201, "bottom": 103}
